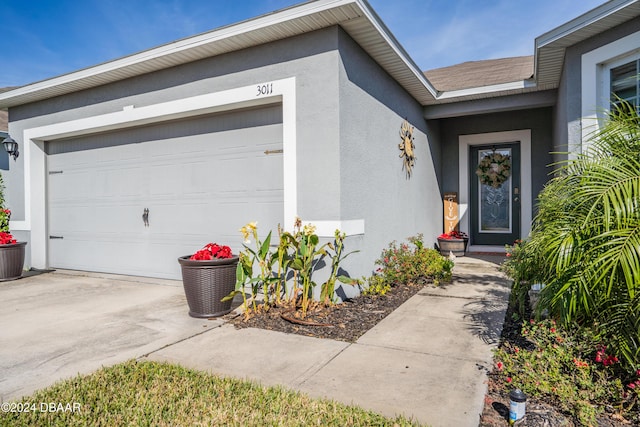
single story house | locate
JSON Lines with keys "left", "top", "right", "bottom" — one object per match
{"left": 0, "top": 0, "right": 639, "bottom": 282}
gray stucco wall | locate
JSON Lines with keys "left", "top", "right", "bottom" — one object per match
{"left": 554, "top": 17, "right": 640, "bottom": 160}
{"left": 336, "top": 29, "right": 443, "bottom": 286}
{"left": 438, "top": 107, "right": 553, "bottom": 218}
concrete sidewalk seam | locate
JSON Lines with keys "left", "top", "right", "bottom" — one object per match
{"left": 416, "top": 292, "right": 478, "bottom": 300}
{"left": 138, "top": 320, "right": 227, "bottom": 360}
{"left": 294, "top": 342, "right": 353, "bottom": 388}
{"left": 350, "top": 341, "right": 493, "bottom": 365}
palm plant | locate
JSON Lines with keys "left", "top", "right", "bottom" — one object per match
{"left": 526, "top": 102, "right": 640, "bottom": 370}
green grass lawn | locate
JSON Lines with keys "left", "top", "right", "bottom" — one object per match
{"left": 0, "top": 360, "right": 422, "bottom": 426}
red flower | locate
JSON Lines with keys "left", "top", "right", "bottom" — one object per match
{"left": 496, "top": 361, "right": 504, "bottom": 371}
{"left": 506, "top": 377, "right": 512, "bottom": 383}
{"left": 573, "top": 358, "right": 589, "bottom": 368}
{"left": 595, "top": 346, "right": 619, "bottom": 366}
{"left": 189, "top": 242, "right": 233, "bottom": 260}
{"left": 438, "top": 230, "right": 468, "bottom": 240}
{"left": 0, "top": 232, "right": 17, "bottom": 245}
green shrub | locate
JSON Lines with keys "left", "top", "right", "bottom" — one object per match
{"left": 363, "top": 274, "right": 391, "bottom": 296}
{"left": 494, "top": 319, "right": 639, "bottom": 425}
{"left": 503, "top": 103, "right": 640, "bottom": 371}
{"left": 366, "top": 234, "right": 454, "bottom": 292}
{"left": 500, "top": 239, "right": 542, "bottom": 316}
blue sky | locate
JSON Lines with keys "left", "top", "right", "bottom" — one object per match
{"left": 1, "top": 0, "right": 605, "bottom": 87}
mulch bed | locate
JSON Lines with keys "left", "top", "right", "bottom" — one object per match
{"left": 225, "top": 281, "right": 426, "bottom": 343}
{"left": 224, "top": 280, "right": 631, "bottom": 426}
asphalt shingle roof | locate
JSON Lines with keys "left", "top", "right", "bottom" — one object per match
{"left": 424, "top": 56, "right": 534, "bottom": 92}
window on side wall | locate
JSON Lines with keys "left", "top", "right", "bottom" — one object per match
{"left": 610, "top": 59, "right": 640, "bottom": 111}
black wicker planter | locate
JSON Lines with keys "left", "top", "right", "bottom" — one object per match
{"left": 0, "top": 242, "right": 27, "bottom": 281}
{"left": 437, "top": 238, "right": 467, "bottom": 257}
{"left": 178, "top": 255, "right": 239, "bottom": 318}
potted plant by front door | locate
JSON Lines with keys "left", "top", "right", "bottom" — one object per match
{"left": 178, "top": 243, "right": 238, "bottom": 318}
{"left": 437, "top": 231, "right": 468, "bottom": 257}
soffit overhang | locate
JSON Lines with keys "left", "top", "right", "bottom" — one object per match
{"left": 1, "top": 0, "right": 639, "bottom": 111}
{"left": 535, "top": 0, "right": 640, "bottom": 87}
{"left": 0, "top": 0, "right": 438, "bottom": 108}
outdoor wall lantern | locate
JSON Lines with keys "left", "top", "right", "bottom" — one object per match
{"left": 2, "top": 136, "right": 19, "bottom": 160}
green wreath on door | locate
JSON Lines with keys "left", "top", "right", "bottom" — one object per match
{"left": 475, "top": 152, "right": 511, "bottom": 188}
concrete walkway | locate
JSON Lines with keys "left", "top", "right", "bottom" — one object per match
{"left": 146, "top": 254, "right": 510, "bottom": 427}
{"left": 1, "top": 255, "right": 510, "bottom": 427}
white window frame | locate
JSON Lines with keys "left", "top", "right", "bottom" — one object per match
{"left": 582, "top": 30, "right": 640, "bottom": 152}
{"left": 609, "top": 57, "right": 640, "bottom": 109}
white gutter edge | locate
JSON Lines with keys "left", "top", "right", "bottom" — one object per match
{"left": 0, "top": 0, "right": 440, "bottom": 105}
{"left": 436, "top": 79, "right": 537, "bottom": 101}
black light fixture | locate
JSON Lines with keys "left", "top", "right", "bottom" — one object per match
{"left": 2, "top": 136, "right": 19, "bottom": 161}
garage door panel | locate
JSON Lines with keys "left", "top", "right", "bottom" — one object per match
{"left": 49, "top": 206, "right": 93, "bottom": 234}
{"left": 48, "top": 108, "right": 284, "bottom": 279}
{"left": 93, "top": 166, "right": 145, "bottom": 199}
{"left": 148, "top": 164, "right": 182, "bottom": 197}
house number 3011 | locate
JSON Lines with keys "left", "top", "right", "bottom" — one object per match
{"left": 256, "top": 83, "right": 273, "bottom": 96}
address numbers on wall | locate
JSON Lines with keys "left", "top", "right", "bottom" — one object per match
{"left": 256, "top": 83, "right": 274, "bottom": 97}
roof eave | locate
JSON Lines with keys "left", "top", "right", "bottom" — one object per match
{"left": 0, "top": 0, "right": 438, "bottom": 108}
{"left": 534, "top": 0, "right": 640, "bottom": 87}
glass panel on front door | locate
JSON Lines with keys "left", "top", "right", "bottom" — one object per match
{"left": 479, "top": 148, "right": 511, "bottom": 233}
{"left": 470, "top": 143, "right": 520, "bottom": 247}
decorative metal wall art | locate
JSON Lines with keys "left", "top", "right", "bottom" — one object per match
{"left": 399, "top": 119, "right": 416, "bottom": 178}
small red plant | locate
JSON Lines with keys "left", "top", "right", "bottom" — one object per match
{"left": 189, "top": 243, "right": 233, "bottom": 260}
{"left": 0, "top": 231, "right": 17, "bottom": 245}
{"left": 594, "top": 346, "right": 619, "bottom": 366}
{"left": 438, "top": 230, "right": 468, "bottom": 240}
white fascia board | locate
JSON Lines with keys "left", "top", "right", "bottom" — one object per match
{"left": 436, "top": 79, "right": 536, "bottom": 101}
{"left": 533, "top": 0, "right": 639, "bottom": 79}
{"left": 0, "top": 0, "right": 439, "bottom": 105}
{"left": 0, "top": 1, "right": 342, "bottom": 102}
{"left": 353, "top": 0, "right": 439, "bottom": 99}
{"left": 536, "top": 0, "right": 637, "bottom": 49}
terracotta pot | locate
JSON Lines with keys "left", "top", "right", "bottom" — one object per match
{"left": 177, "top": 255, "right": 239, "bottom": 318}
{"left": 0, "top": 242, "right": 27, "bottom": 281}
{"left": 437, "top": 238, "right": 466, "bottom": 257}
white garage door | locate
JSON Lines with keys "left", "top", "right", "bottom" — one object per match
{"left": 47, "top": 106, "right": 283, "bottom": 279}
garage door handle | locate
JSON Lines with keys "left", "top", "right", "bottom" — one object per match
{"left": 142, "top": 208, "right": 149, "bottom": 227}
{"left": 49, "top": 235, "right": 64, "bottom": 239}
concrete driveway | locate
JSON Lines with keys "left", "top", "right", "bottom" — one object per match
{"left": 0, "top": 270, "right": 220, "bottom": 400}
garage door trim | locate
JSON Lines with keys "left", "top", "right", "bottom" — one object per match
{"left": 19, "top": 77, "right": 297, "bottom": 269}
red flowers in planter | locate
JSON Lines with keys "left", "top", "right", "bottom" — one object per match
{"left": 189, "top": 243, "right": 233, "bottom": 260}
{"left": 0, "top": 232, "right": 17, "bottom": 245}
{"left": 438, "top": 230, "right": 468, "bottom": 240}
